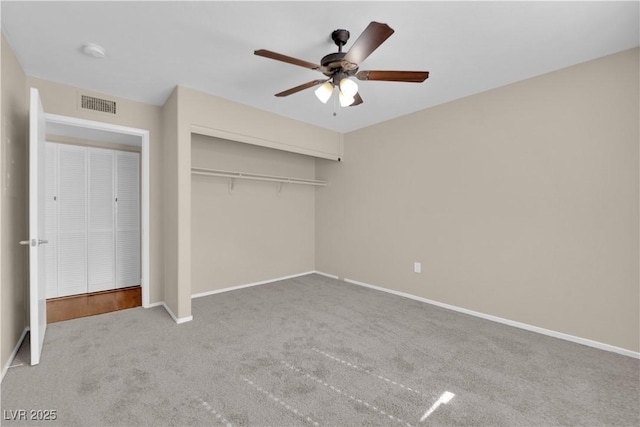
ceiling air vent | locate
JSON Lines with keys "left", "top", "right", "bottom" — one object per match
{"left": 80, "top": 94, "right": 117, "bottom": 115}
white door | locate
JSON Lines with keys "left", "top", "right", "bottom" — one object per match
{"left": 115, "top": 151, "right": 140, "bottom": 288}
{"left": 28, "top": 88, "right": 48, "bottom": 365}
{"left": 88, "top": 147, "right": 115, "bottom": 293}
{"left": 57, "top": 144, "right": 88, "bottom": 297}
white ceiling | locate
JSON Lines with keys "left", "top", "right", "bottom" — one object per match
{"left": 2, "top": 1, "right": 638, "bottom": 133}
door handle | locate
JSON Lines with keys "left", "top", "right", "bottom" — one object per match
{"left": 19, "top": 239, "right": 48, "bottom": 246}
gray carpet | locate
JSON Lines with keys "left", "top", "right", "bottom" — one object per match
{"left": 1, "top": 273, "right": 638, "bottom": 426}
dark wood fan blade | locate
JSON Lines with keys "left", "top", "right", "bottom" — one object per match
{"left": 343, "top": 22, "right": 395, "bottom": 66}
{"left": 356, "top": 70, "right": 429, "bottom": 82}
{"left": 255, "top": 49, "right": 322, "bottom": 71}
{"left": 350, "top": 92, "right": 363, "bottom": 106}
{"left": 275, "top": 79, "right": 328, "bottom": 97}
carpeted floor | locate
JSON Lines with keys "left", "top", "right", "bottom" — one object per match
{"left": 1, "top": 273, "right": 638, "bottom": 426}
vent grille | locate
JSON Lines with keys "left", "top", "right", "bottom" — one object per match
{"left": 81, "top": 95, "right": 117, "bottom": 115}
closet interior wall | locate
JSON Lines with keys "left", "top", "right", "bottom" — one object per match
{"left": 190, "top": 135, "right": 316, "bottom": 295}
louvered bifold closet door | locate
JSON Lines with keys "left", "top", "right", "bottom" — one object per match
{"left": 88, "top": 148, "right": 115, "bottom": 293}
{"left": 45, "top": 143, "right": 58, "bottom": 298}
{"left": 57, "top": 145, "right": 88, "bottom": 297}
{"left": 115, "top": 151, "right": 140, "bottom": 289}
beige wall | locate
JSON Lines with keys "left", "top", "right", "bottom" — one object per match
{"left": 1, "top": 34, "right": 29, "bottom": 372}
{"left": 181, "top": 86, "right": 343, "bottom": 161}
{"left": 28, "top": 77, "right": 165, "bottom": 305}
{"left": 161, "top": 88, "right": 179, "bottom": 315}
{"left": 191, "top": 135, "right": 315, "bottom": 294}
{"left": 1, "top": 31, "right": 3, "bottom": 374}
{"left": 316, "top": 48, "right": 640, "bottom": 352}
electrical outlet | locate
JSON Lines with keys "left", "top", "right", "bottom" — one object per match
{"left": 414, "top": 262, "right": 421, "bottom": 273}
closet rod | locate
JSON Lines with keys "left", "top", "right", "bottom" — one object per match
{"left": 191, "top": 167, "right": 326, "bottom": 187}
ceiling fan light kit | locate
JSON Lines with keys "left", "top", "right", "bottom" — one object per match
{"left": 315, "top": 81, "right": 334, "bottom": 104}
{"left": 255, "top": 21, "right": 429, "bottom": 109}
{"left": 339, "top": 77, "right": 358, "bottom": 98}
{"left": 339, "top": 91, "right": 355, "bottom": 107}
{"left": 314, "top": 77, "right": 357, "bottom": 105}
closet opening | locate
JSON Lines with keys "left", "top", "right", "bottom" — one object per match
{"left": 190, "top": 134, "right": 318, "bottom": 295}
{"left": 42, "top": 115, "right": 149, "bottom": 322}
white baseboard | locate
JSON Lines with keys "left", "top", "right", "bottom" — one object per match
{"left": 143, "top": 301, "right": 162, "bottom": 309}
{"left": 1, "top": 327, "right": 29, "bottom": 382}
{"left": 162, "top": 302, "right": 193, "bottom": 324}
{"left": 313, "top": 271, "right": 340, "bottom": 280}
{"left": 146, "top": 301, "right": 192, "bottom": 324}
{"left": 145, "top": 301, "right": 164, "bottom": 309}
{"left": 343, "top": 277, "right": 640, "bottom": 359}
{"left": 191, "top": 271, "right": 316, "bottom": 299}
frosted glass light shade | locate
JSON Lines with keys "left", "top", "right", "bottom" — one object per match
{"left": 339, "top": 91, "right": 355, "bottom": 107}
{"left": 339, "top": 78, "right": 358, "bottom": 97}
{"left": 315, "top": 82, "right": 334, "bottom": 103}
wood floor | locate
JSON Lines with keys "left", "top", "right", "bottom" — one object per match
{"left": 47, "top": 286, "right": 141, "bottom": 323}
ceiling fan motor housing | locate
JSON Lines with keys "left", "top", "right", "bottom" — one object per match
{"left": 321, "top": 28, "right": 358, "bottom": 77}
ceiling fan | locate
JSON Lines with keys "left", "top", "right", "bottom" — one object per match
{"left": 254, "top": 21, "right": 429, "bottom": 108}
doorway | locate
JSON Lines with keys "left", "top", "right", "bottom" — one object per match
{"left": 42, "top": 114, "right": 150, "bottom": 315}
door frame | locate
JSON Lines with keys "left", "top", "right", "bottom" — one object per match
{"left": 44, "top": 114, "right": 151, "bottom": 307}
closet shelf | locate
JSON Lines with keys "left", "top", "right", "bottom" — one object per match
{"left": 191, "top": 167, "right": 326, "bottom": 192}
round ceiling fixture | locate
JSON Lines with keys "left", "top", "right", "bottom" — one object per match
{"left": 81, "top": 43, "right": 106, "bottom": 59}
